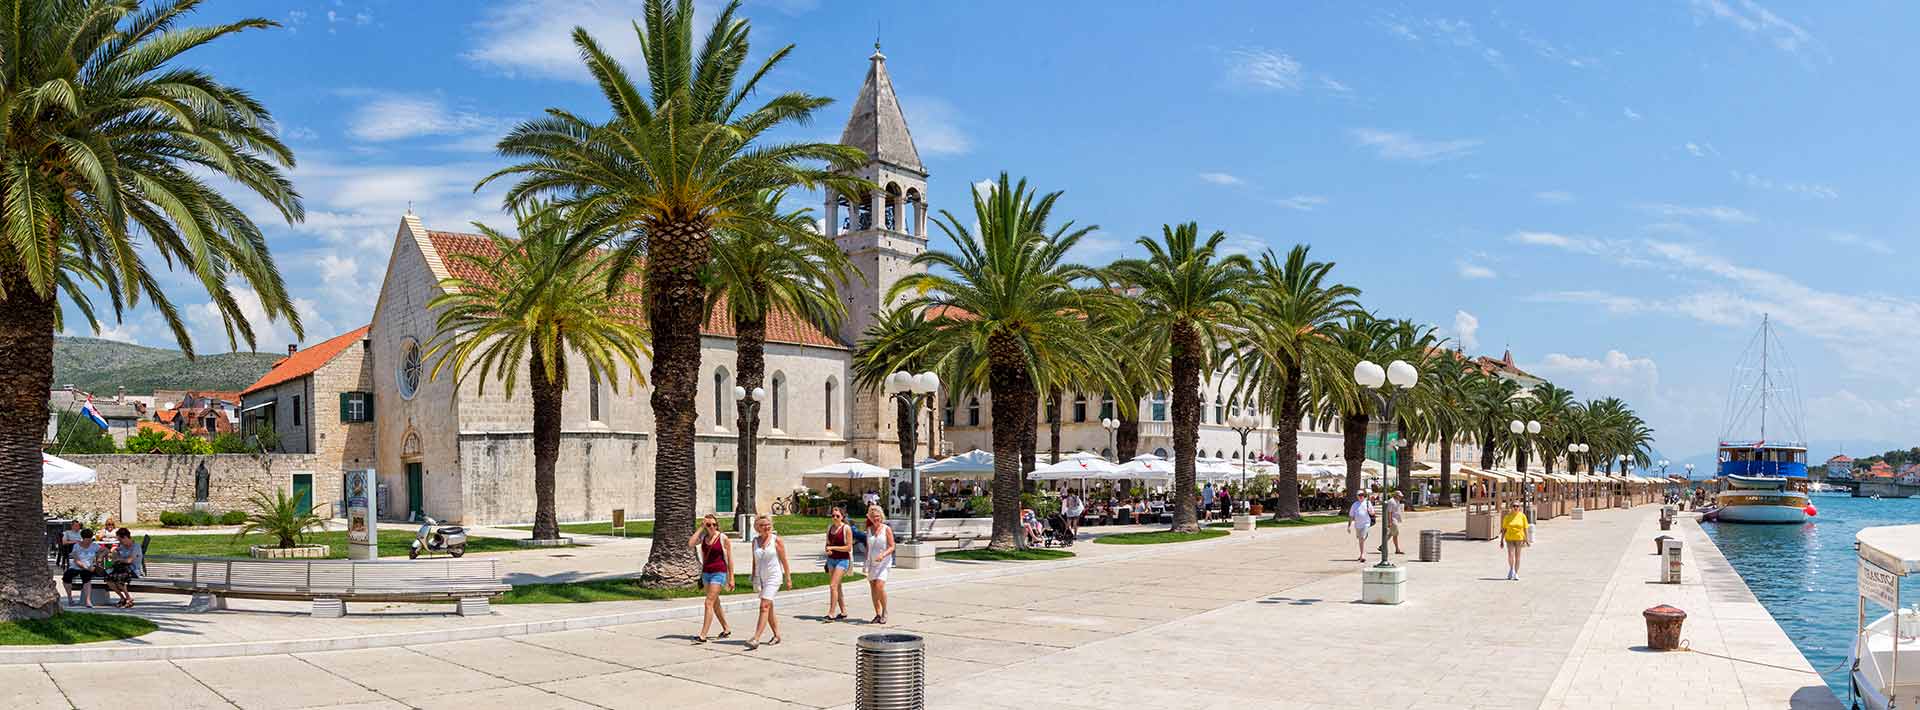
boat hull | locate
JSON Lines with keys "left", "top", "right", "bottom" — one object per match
{"left": 1713, "top": 492, "right": 1810, "bottom": 523}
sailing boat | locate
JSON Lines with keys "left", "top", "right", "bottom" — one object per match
{"left": 1713, "top": 315, "right": 1813, "bottom": 524}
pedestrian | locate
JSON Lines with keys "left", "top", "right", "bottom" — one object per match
{"left": 746, "top": 515, "right": 790, "bottom": 650}
{"left": 1347, "top": 495, "right": 1374, "bottom": 562}
{"left": 1061, "top": 489, "right": 1084, "bottom": 537}
{"left": 823, "top": 506, "right": 853, "bottom": 622}
{"left": 1500, "top": 504, "right": 1531, "bottom": 580}
{"left": 864, "top": 504, "right": 895, "bottom": 624}
{"left": 58, "top": 520, "right": 82, "bottom": 567}
{"left": 106, "top": 528, "right": 141, "bottom": 608}
{"left": 63, "top": 529, "right": 102, "bottom": 607}
{"left": 1202, "top": 481, "right": 1216, "bottom": 519}
{"left": 686, "top": 513, "right": 734, "bottom": 643}
{"left": 1386, "top": 491, "right": 1407, "bottom": 555}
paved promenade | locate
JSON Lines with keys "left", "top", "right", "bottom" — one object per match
{"left": 1, "top": 506, "right": 1836, "bottom": 709}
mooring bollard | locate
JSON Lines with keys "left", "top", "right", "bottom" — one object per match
{"left": 1653, "top": 534, "right": 1671, "bottom": 556}
{"left": 856, "top": 633, "right": 925, "bottom": 710}
{"left": 1643, "top": 604, "right": 1687, "bottom": 650}
{"left": 1419, "top": 529, "right": 1441, "bottom": 562}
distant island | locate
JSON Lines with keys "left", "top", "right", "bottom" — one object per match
{"left": 53, "top": 336, "right": 283, "bottom": 395}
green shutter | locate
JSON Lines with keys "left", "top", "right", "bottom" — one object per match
{"left": 339, "top": 392, "right": 351, "bottom": 422}
{"left": 363, "top": 392, "right": 373, "bottom": 422}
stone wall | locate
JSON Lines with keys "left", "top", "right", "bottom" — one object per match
{"left": 42, "top": 453, "right": 336, "bottom": 523}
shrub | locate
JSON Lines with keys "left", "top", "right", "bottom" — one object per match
{"left": 968, "top": 495, "right": 993, "bottom": 517}
{"left": 219, "top": 510, "right": 248, "bottom": 525}
{"left": 210, "top": 432, "right": 251, "bottom": 454}
{"left": 233, "top": 489, "right": 328, "bottom": 549}
{"left": 1020, "top": 492, "right": 1060, "bottom": 518}
{"left": 158, "top": 511, "right": 189, "bottom": 527}
{"left": 45, "top": 412, "right": 117, "bottom": 454}
{"left": 159, "top": 509, "right": 229, "bottom": 527}
{"left": 123, "top": 429, "right": 171, "bottom": 454}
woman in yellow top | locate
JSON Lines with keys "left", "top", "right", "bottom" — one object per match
{"left": 1499, "top": 506, "right": 1530, "bottom": 580}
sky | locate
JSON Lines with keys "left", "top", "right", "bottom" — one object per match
{"left": 66, "top": 0, "right": 1920, "bottom": 465}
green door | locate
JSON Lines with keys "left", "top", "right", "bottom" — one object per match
{"left": 715, "top": 471, "right": 734, "bottom": 514}
{"left": 406, "top": 462, "right": 424, "bottom": 520}
{"left": 291, "top": 473, "right": 314, "bottom": 516}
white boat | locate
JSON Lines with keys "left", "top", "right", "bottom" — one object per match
{"left": 1712, "top": 315, "right": 1813, "bottom": 525}
{"left": 1848, "top": 524, "right": 1920, "bottom": 709}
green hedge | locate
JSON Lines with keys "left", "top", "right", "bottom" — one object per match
{"left": 157, "top": 509, "right": 246, "bottom": 527}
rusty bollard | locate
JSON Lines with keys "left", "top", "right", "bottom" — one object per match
{"left": 1643, "top": 605, "right": 1687, "bottom": 651}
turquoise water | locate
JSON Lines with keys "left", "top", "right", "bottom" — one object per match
{"left": 1703, "top": 493, "right": 1920, "bottom": 701}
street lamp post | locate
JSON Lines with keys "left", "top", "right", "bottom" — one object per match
{"left": 1100, "top": 417, "right": 1120, "bottom": 461}
{"left": 1569, "top": 442, "right": 1590, "bottom": 513}
{"left": 732, "top": 385, "right": 765, "bottom": 540}
{"left": 1509, "top": 419, "right": 1541, "bottom": 522}
{"left": 1355, "top": 359, "right": 1418, "bottom": 569}
{"left": 1227, "top": 412, "right": 1259, "bottom": 512}
{"left": 886, "top": 370, "right": 940, "bottom": 544}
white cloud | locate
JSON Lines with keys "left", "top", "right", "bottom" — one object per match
{"left": 900, "top": 95, "right": 970, "bottom": 156}
{"left": 1223, "top": 47, "right": 1349, "bottom": 94}
{"left": 1683, "top": 141, "right": 1718, "bottom": 158}
{"left": 971, "top": 180, "right": 995, "bottom": 199}
{"left": 1198, "top": 172, "right": 1243, "bottom": 186}
{"left": 1623, "top": 107, "right": 1643, "bottom": 120}
{"left": 1273, "top": 195, "right": 1327, "bottom": 211}
{"left": 1349, "top": 128, "right": 1480, "bottom": 162}
{"left": 185, "top": 288, "right": 334, "bottom": 354}
{"left": 1378, "top": 15, "right": 1509, "bottom": 72}
{"left": 1509, "top": 230, "right": 1606, "bottom": 254}
{"left": 464, "top": 0, "right": 657, "bottom": 81}
{"left": 1729, "top": 170, "right": 1837, "bottom": 199}
{"left": 1688, "top": 0, "right": 1819, "bottom": 57}
{"left": 1530, "top": 350, "right": 1660, "bottom": 394}
{"left": 1827, "top": 232, "right": 1894, "bottom": 255}
{"left": 346, "top": 94, "right": 506, "bottom": 144}
{"left": 1452, "top": 311, "right": 1481, "bottom": 351}
{"left": 1534, "top": 190, "right": 1574, "bottom": 204}
{"left": 1633, "top": 202, "right": 1756, "bottom": 223}
{"left": 1455, "top": 260, "right": 1497, "bottom": 280}
{"left": 1514, "top": 27, "right": 1594, "bottom": 68}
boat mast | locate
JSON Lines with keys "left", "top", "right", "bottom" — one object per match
{"left": 1760, "top": 313, "right": 1769, "bottom": 444}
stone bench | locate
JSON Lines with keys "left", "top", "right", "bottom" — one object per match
{"left": 886, "top": 517, "right": 991, "bottom": 542}
{"left": 131, "top": 555, "right": 509, "bottom": 617}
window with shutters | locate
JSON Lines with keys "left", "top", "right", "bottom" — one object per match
{"left": 339, "top": 392, "right": 373, "bottom": 423}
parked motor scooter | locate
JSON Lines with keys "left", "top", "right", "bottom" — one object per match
{"left": 409, "top": 516, "right": 467, "bottom": 559}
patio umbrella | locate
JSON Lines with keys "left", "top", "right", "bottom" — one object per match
{"left": 1111, "top": 453, "right": 1174, "bottom": 482}
{"left": 43, "top": 453, "right": 96, "bottom": 485}
{"left": 918, "top": 449, "right": 996, "bottom": 477}
{"left": 1028, "top": 455, "right": 1118, "bottom": 481}
{"left": 803, "top": 457, "right": 891, "bottom": 479}
{"left": 1195, "top": 457, "right": 1240, "bottom": 483}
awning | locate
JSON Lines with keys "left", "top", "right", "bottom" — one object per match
{"left": 43, "top": 453, "right": 96, "bottom": 485}
{"left": 803, "top": 458, "right": 890, "bottom": 479}
{"left": 240, "top": 400, "right": 275, "bottom": 414}
{"left": 919, "top": 449, "right": 995, "bottom": 477}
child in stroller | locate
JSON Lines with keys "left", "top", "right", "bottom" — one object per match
{"left": 1042, "top": 512, "right": 1075, "bottom": 547}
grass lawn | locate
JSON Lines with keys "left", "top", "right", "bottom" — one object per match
{"left": 1092, "top": 529, "right": 1231, "bottom": 545}
{"left": 1206, "top": 514, "right": 1348, "bottom": 529}
{"left": 504, "top": 514, "right": 837, "bottom": 538}
{"left": 0, "top": 612, "right": 157, "bottom": 645}
{"left": 141, "top": 530, "right": 526, "bottom": 559}
{"left": 495, "top": 571, "right": 862, "bottom": 604}
{"left": 936, "top": 547, "right": 1075, "bottom": 562}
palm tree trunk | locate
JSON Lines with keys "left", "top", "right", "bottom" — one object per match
{"left": 1116, "top": 411, "right": 1139, "bottom": 461}
{"left": 1516, "top": 440, "right": 1530, "bottom": 473}
{"left": 1439, "top": 427, "right": 1455, "bottom": 507}
{"left": 528, "top": 347, "right": 564, "bottom": 540}
{"left": 986, "top": 334, "right": 1032, "bottom": 550}
{"left": 0, "top": 288, "right": 60, "bottom": 620}
{"left": 1394, "top": 418, "right": 1412, "bottom": 500}
{"left": 1343, "top": 413, "right": 1368, "bottom": 498}
{"left": 1169, "top": 323, "right": 1202, "bottom": 533}
{"left": 734, "top": 316, "right": 765, "bottom": 520}
{"left": 639, "top": 220, "right": 711, "bottom": 588}
{"left": 1479, "top": 426, "right": 1497, "bottom": 469}
{"left": 1048, "top": 388, "right": 1062, "bottom": 465}
{"left": 894, "top": 397, "right": 914, "bottom": 468}
{"left": 1271, "top": 364, "right": 1304, "bottom": 520}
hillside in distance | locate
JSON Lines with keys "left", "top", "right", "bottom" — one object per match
{"left": 53, "top": 337, "right": 282, "bottom": 396}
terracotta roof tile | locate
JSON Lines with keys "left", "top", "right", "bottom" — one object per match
{"left": 241, "top": 325, "right": 371, "bottom": 396}
{"left": 135, "top": 421, "right": 184, "bottom": 440}
{"left": 424, "top": 230, "right": 844, "bottom": 349}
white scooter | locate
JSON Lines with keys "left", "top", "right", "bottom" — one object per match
{"left": 409, "top": 516, "right": 468, "bottom": 559}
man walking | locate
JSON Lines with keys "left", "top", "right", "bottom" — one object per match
{"left": 1386, "top": 491, "right": 1407, "bottom": 555}
{"left": 1347, "top": 494, "right": 1374, "bottom": 562}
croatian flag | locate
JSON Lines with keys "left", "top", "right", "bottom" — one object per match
{"left": 80, "top": 396, "right": 108, "bottom": 431}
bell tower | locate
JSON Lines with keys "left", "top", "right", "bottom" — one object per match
{"left": 830, "top": 44, "right": 934, "bottom": 465}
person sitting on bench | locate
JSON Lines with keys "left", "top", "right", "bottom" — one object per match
{"left": 63, "top": 530, "right": 103, "bottom": 608}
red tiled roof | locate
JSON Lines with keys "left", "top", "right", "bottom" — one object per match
{"left": 135, "top": 421, "right": 184, "bottom": 440}
{"left": 425, "top": 230, "right": 843, "bottom": 349}
{"left": 1828, "top": 455, "right": 1853, "bottom": 463}
{"left": 242, "top": 325, "right": 371, "bottom": 396}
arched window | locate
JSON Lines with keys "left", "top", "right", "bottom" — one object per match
{"left": 1100, "top": 394, "right": 1114, "bottom": 421}
{"left": 1151, "top": 392, "right": 1167, "bottom": 421}
{"left": 713, "top": 369, "right": 730, "bottom": 428}
{"left": 770, "top": 372, "right": 786, "bottom": 429}
{"left": 588, "top": 367, "right": 602, "bottom": 422}
{"left": 1232, "top": 451, "right": 1241, "bottom": 461}
{"left": 1072, "top": 394, "right": 1087, "bottom": 422}
{"left": 1214, "top": 449, "right": 1224, "bottom": 459}
{"left": 824, "top": 379, "right": 836, "bottom": 431}
{"left": 967, "top": 398, "right": 980, "bottom": 426}
{"left": 1213, "top": 395, "right": 1224, "bottom": 424}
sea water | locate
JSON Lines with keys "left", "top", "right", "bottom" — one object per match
{"left": 1703, "top": 492, "right": 1920, "bottom": 701}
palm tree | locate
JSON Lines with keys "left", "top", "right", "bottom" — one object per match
{"left": 1230, "top": 246, "right": 1361, "bottom": 520}
{"left": 1379, "top": 319, "right": 1440, "bottom": 498}
{"left": 1107, "top": 225, "right": 1251, "bottom": 533}
{"left": 1419, "top": 352, "right": 1478, "bottom": 506}
{"left": 481, "top": 0, "right": 864, "bottom": 586}
{"left": 890, "top": 173, "right": 1100, "bottom": 550}
{"left": 0, "top": 1, "right": 303, "bottom": 621}
{"left": 1319, "top": 313, "right": 1394, "bottom": 498}
{"left": 1520, "top": 382, "right": 1576, "bottom": 477}
{"left": 1469, "top": 375, "right": 1523, "bottom": 469}
{"left": 851, "top": 307, "right": 949, "bottom": 467}
{"left": 424, "top": 206, "right": 649, "bottom": 540}
{"left": 707, "top": 189, "right": 853, "bottom": 524}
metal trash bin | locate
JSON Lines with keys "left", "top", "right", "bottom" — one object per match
{"left": 1419, "top": 529, "right": 1441, "bottom": 562}
{"left": 1643, "top": 605, "right": 1687, "bottom": 650}
{"left": 856, "top": 633, "right": 925, "bottom": 710}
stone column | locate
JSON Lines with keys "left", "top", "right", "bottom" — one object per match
{"left": 915, "top": 201, "right": 928, "bottom": 237}
{"left": 871, "top": 190, "right": 885, "bottom": 231}
{"left": 825, "top": 193, "right": 839, "bottom": 238}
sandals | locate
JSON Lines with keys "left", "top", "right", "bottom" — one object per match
{"left": 769, "top": 636, "right": 782, "bottom": 646}
{"left": 717, "top": 630, "right": 732, "bottom": 639}
{"left": 833, "top": 613, "right": 848, "bottom": 621}
{"left": 693, "top": 636, "right": 709, "bottom": 644}
{"left": 746, "top": 639, "right": 760, "bottom": 651}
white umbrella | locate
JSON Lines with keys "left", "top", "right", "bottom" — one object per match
{"left": 803, "top": 457, "right": 890, "bottom": 479}
{"left": 1195, "top": 457, "right": 1240, "bottom": 482}
{"left": 43, "top": 453, "right": 96, "bottom": 485}
{"left": 1028, "top": 455, "right": 1118, "bottom": 481}
{"left": 919, "top": 449, "right": 996, "bottom": 477}
{"left": 1111, "top": 453, "right": 1174, "bottom": 481}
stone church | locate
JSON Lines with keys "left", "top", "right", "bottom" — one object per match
{"left": 363, "top": 48, "right": 938, "bottom": 525}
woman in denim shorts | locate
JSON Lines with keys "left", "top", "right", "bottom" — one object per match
{"left": 822, "top": 506, "right": 854, "bottom": 621}
{"left": 687, "top": 513, "right": 734, "bottom": 643}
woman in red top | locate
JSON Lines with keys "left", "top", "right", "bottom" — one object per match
{"left": 822, "top": 506, "right": 853, "bottom": 622}
{"left": 686, "top": 513, "right": 733, "bottom": 643}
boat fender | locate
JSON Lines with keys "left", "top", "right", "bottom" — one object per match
{"left": 1803, "top": 504, "right": 1817, "bottom": 517}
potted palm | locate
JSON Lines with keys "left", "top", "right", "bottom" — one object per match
{"left": 237, "top": 489, "right": 331, "bottom": 559}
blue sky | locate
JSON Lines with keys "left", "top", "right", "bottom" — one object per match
{"left": 73, "top": 1, "right": 1920, "bottom": 464}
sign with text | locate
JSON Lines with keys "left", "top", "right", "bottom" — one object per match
{"left": 1860, "top": 558, "right": 1900, "bottom": 611}
{"left": 346, "top": 470, "right": 375, "bottom": 558}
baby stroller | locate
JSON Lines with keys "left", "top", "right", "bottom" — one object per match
{"left": 1042, "top": 512, "right": 1075, "bottom": 548}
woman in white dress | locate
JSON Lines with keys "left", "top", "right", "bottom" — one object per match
{"left": 864, "top": 504, "right": 895, "bottom": 624}
{"left": 747, "top": 515, "right": 791, "bottom": 650}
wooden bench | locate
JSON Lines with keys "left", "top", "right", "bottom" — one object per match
{"left": 131, "top": 556, "right": 510, "bottom": 618}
